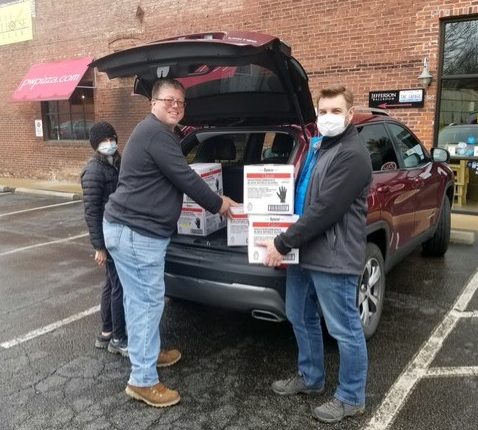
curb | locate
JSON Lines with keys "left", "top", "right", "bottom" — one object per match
{"left": 0, "top": 186, "right": 14, "bottom": 193}
{"left": 12, "top": 187, "right": 82, "bottom": 201}
{"left": 450, "top": 229, "right": 475, "bottom": 245}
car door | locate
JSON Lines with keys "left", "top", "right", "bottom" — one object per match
{"left": 358, "top": 123, "right": 417, "bottom": 251}
{"left": 387, "top": 122, "right": 441, "bottom": 236}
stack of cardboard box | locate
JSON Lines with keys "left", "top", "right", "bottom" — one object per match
{"left": 178, "top": 162, "right": 300, "bottom": 265}
{"left": 233, "top": 164, "right": 299, "bottom": 264}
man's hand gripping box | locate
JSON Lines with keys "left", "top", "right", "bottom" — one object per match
{"left": 248, "top": 214, "right": 299, "bottom": 264}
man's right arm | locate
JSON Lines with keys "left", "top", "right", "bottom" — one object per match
{"left": 148, "top": 131, "right": 223, "bottom": 214}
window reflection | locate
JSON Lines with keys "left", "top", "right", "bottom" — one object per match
{"left": 443, "top": 20, "right": 478, "bottom": 75}
{"left": 42, "top": 84, "right": 94, "bottom": 141}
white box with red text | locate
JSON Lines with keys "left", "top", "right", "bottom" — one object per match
{"left": 177, "top": 202, "right": 226, "bottom": 236}
{"left": 227, "top": 204, "right": 248, "bottom": 246}
{"left": 248, "top": 214, "right": 299, "bottom": 264}
{"left": 243, "top": 164, "right": 294, "bottom": 215}
{"left": 184, "top": 163, "right": 223, "bottom": 203}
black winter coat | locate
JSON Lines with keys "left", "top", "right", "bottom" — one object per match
{"left": 80, "top": 152, "right": 121, "bottom": 250}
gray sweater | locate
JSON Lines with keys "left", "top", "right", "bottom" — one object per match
{"left": 274, "top": 125, "right": 372, "bottom": 275}
{"left": 105, "top": 114, "right": 222, "bottom": 238}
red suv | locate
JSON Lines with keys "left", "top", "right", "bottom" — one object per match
{"left": 92, "top": 31, "right": 453, "bottom": 338}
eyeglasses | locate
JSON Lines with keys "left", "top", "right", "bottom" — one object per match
{"left": 153, "top": 97, "right": 186, "bottom": 108}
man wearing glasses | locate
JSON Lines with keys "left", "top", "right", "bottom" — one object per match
{"left": 103, "top": 79, "right": 236, "bottom": 408}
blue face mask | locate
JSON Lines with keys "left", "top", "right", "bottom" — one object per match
{"left": 97, "top": 140, "right": 117, "bottom": 156}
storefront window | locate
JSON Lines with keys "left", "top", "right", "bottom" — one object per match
{"left": 42, "top": 81, "right": 94, "bottom": 141}
{"left": 438, "top": 18, "right": 478, "bottom": 211}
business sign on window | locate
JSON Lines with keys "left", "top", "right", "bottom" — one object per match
{"left": 0, "top": 1, "right": 33, "bottom": 47}
{"left": 369, "top": 89, "right": 425, "bottom": 109}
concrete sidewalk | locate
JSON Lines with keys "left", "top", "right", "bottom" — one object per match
{"left": 0, "top": 177, "right": 82, "bottom": 200}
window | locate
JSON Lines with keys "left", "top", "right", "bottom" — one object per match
{"left": 358, "top": 124, "right": 398, "bottom": 171}
{"left": 387, "top": 123, "right": 426, "bottom": 168}
{"left": 41, "top": 77, "right": 94, "bottom": 141}
{"left": 438, "top": 19, "right": 478, "bottom": 132}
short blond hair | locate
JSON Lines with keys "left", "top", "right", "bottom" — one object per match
{"left": 317, "top": 85, "right": 354, "bottom": 109}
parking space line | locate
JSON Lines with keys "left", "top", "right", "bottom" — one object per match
{"left": 0, "top": 233, "right": 89, "bottom": 257}
{"left": 363, "top": 270, "right": 478, "bottom": 430}
{"left": 426, "top": 367, "right": 478, "bottom": 377}
{"left": 0, "top": 200, "right": 81, "bottom": 218}
{"left": 0, "top": 305, "right": 99, "bottom": 349}
{"left": 461, "top": 311, "right": 478, "bottom": 318}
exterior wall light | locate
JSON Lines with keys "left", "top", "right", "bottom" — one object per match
{"left": 418, "top": 57, "right": 433, "bottom": 88}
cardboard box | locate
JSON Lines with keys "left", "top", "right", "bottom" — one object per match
{"left": 248, "top": 214, "right": 299, "bottom": 264}
{"left": 184, "top": 163, "right": 223, "bottom": 203}
{"left": 227, "top": 205, "right": 248, "bottom": 246}
{"left": 243, "top": 164, "right": 294, "bottom": 214}
{"left": 177, "top": 203, "right": 226, "bottom": 236}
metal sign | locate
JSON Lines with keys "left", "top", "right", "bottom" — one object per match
{"left": 34, "top": 119, "right": 43, "bottom": 137}
{"left": 369, "top": 89, "right": 424, "bottom": 109}
{"left": 0, "top": 1, "right": 33, "bottom": 47}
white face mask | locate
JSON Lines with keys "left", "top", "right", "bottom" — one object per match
{"left": 97, "top": 140, "right": 117, "bottom": 156}
{"left": 317, "top": 113, "right": 347, "bottom": 137}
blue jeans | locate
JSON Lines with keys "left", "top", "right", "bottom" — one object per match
{"left": 286, "top": 266, "right": 367, "bottom": 406}
{"left": 103, "top": 219, "right": 170, "bottom": 387}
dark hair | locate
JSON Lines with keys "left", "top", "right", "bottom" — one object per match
{"left": 317, "top": 85, "right": 354, "bottom": 109}
{"left": 89, "top": 121, "right": 117, "bottom": 150}
{"left": 151, "top": 79, "right": 185, "bottom": 99}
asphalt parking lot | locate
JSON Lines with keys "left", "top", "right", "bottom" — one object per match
{"left": 0, "top": 192, "right": 477, "bottom": 430}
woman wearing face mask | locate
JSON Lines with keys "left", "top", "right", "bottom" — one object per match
{"left": 81, "top": 121, "right": 127, "bottom": 356}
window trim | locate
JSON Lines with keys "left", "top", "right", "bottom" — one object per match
{"left": 41, "top": 82, "right": 95, "bottom": 142}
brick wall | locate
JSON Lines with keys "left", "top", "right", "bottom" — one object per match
{"left": 0, "top": 0, "right": 477, "bottom": 180}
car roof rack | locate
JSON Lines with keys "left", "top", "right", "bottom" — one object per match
{"left": 354, "top": 106, "right": 389, "bottom": 116}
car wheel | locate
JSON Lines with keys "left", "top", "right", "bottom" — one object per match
{"left": 422, "top": 197, "right": 451, "bottom": 257}
{"left": 358, "top": 243, "right": 385, "bottom": 339}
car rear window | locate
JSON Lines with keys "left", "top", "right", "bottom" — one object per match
{"left": 184, "top": 132, "right": 295, "bottom": 166}
{"left": 180, "top": 65, "right": 284, "bottom": 98}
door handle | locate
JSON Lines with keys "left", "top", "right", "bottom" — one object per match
{"left": 377, "top": 186, "right": 390, "bottom": 193}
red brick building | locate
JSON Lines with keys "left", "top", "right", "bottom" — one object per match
{"left": 1, "top": 0, "right": 477, "bottom": 187}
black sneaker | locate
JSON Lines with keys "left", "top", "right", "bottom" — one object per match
{"left": 95, "top": 332, "right": 112, "bottom": 349}
{"left": 107, "top": 338, "right": 128, "bottom": 357}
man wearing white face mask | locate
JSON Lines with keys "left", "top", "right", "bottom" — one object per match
{"left": 81, "top": 122, "right": 127, "bottom": 356}
{"left": 262, "top": 86, "right": 372, "bottom": 423}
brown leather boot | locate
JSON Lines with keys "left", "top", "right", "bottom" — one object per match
{"left": 125, "top": 383, "right": 180, "bottom": 407}
{"left": 157, "top": 349, "right": 182, "bottom": 368}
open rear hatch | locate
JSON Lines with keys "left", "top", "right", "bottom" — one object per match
{"left": 91, "top": 31, "right": 316, "bottom": 131}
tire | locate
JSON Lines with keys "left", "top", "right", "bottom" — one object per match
{"left": 422, "top": 197, "right": 451, "bottom": 257}
{"left": 358, "top": 243, "right": 385, "bottom": 340}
